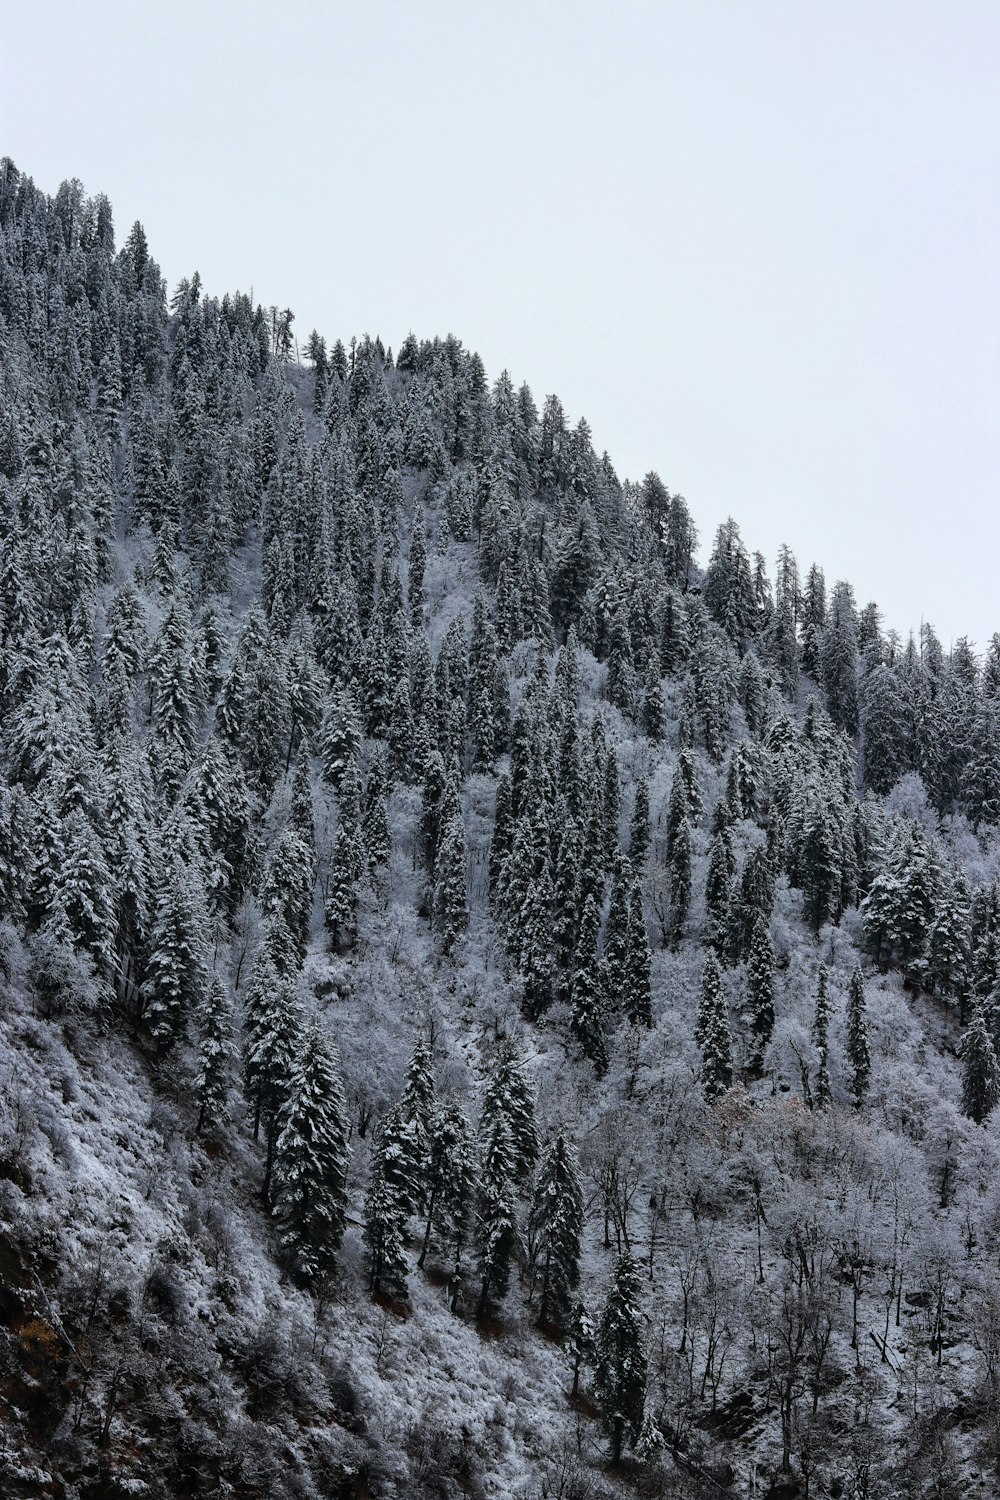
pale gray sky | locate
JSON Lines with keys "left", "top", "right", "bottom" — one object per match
{"left": 3, "top": 0, "right": 999, "bottom": 649}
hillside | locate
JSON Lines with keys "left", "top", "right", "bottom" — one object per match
{"left": 2, "top": 160, "right": 1000, "bottom": 1500}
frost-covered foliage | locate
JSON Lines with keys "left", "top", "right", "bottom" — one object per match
{"left": 3, "top": 159, "right": 1000, "bottom": 1498}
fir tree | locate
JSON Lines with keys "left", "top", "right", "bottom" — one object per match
{"left": 272, "top": 1022, "right": 351, "bottom": 1282}
{"left": 746, "top": 917, "right": 775, "bottom": 1065}
{"left": 365, "top": 1110, "right": 412, "bottom": 1300}
{"left": 529, "top": 1130, "right": 584, "bottom": 1332}
{"left": 813, "top": 964, "right": 832, "bottom": 1109}
{"left": 570, "top": 894, "right": 609, "bottom": 1074}
{"left": 696, "top": 952, "right": 733, "bottom": 1101}
{"left": 143, "top": 850, "right": 209, "bottom": 1050}
{"left": 243, "top": 960, "right": 305, "bottom": 1201}
{"left": 846, "top": 965, "right": 871, "bottom": 1109}
{"left": 668, "top": 816, "right": 693, "bottom": 946}
{"left": 624, "top": 880, "right": 653, "bottom": 1027}
{"left": 476, "top": 1111, "right": 521, "bottom": 1318}
{"left": 594, "top": 1253, "right": 647, "bottom": 1466}
{"left": 481, "top": 1041, "right": 539, "bottom": 1185}
{"left": 418, "top": 1100, "right": 475, "bottom": 1272}
{"left": 432, "top": 810, "right": 469, "bottom": 953}
{"left": 961, "top": 1007, "right": 1000, "bottom": 1125}
{"left": 629, "top": 777, "right": 651, "bottom": 868}
{"left": 195, "top": 973, "right": 233, "bottom": 1133}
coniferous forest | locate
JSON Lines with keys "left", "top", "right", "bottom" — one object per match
{"left": 4, "top": 161, "right": 1000, "bottom": 1499}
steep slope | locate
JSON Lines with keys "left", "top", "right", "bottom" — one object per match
{"left": 2, "top": 161, "right": 1000, "bottom": 1500}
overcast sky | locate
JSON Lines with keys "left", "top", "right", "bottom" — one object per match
{"left": 3, "top": 0, "right": 999, "bottom": 648}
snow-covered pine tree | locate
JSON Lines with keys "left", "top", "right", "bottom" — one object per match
{"left": 418, "top": 1099, "right": 475, "bottom": 1271}
{"left": 594, "top": 1252, "right": 647, "bottom": 1466}
{"left": 623, "top": 878, "right": 652, "bottom": 1028}
{"left": 143, "top": 848, "right": 209, "bottom": 1050}
{"left": 475, "top": 1110, "right": 521, "bottom": 1319}
{"left": 195, "top": 973, "right": 233, "bottom": 1133}
{"left": 365, "top": 1113, "right": 411, "bottom": 1301}
{"left": 846, "top": 964, "right": 871, "bottom": 1109}
{"left": 813, "top": 964, "right": 832, "bottom": 1109}
{"left": 529, "top": 1129, "right": 584, "bottom": 1331}
{"left": 271, "top": 1021, "right": 351, "bottom": 1282}
{"left": 696, "top": 951, "right": 733, "bottom": 1101}
{"left": 432, "top": 810, "right": 469, "bottom": 953}
{"left": 961, "top": 1006, "right": 1000, "bottom": 1125}
{"left": 744, "top": 919, "right": 774, "bottom": 1067}
{"left": 570, "top": 894, "right": 609, "bottom": 1074}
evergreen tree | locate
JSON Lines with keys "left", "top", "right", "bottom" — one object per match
{"left": 624, "top": 880, "right": 653, "bottom": 1027}
{"left": 529, "top": 1130, "right": 584, "bottom": 1332}
{"left": 195, "top": 973, "right": 233, "bottom": 1133}
{"left": 594, "top": 1254, "right": 647, "bottom": 1466}
{"left": 629, "top": 777, "right": 651, "bottom": 868}
{"left": 476, "top": 1111, "right": 521, "bottom": 1318}
{"left": 568, "top": 1301, "right": 596, "bottom": 1398}
{"left": 570, "top": 894, "right": 609, "bottom": 1074}
{"left": 846, "top": 965, "right": 871, "bottom": 1109}
{"left": 418, "top": 1100, "right": 475, "bottom": 1272}
{"left": 272, "top": 1022, "right": 351, "bottom": 1282}
{"left": 704, "top": 830, "right": 734, "bottom": 955}
{"left": 365, "top": 1109, "right": 412, "bottom": 1300}
{"left": 746, "top": 917, "right": 775, "bottom": 1065}
{"left": 812, "top": 964, "right": 832, "bottom": 1109}
{"left": 668, "top": 816, "right": 693, "bottom": 947}
{"left": 243, "top": 962, "right": 304, "bottom": 1202}
{"left": 143, "top": 850, "right": 209, "bottom": 1050}
{"left": 696, "top": 952, "right": 733, "bottom": 1100}
{"left": 432, "top": 810, "right": 469, "bottom": 953}
{"left": 325, "top": 826, "right": 359, "bottom": 949}
{"left": 481, "top": 1041, "right": 539, "bottom": 1184}
{"left": 961, "top": 1007, "right": 1000, "bottom": 1125}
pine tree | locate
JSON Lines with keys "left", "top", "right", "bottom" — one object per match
{"left": 603, "top": 857, "right": 632, "bottom": 1004}
{"left": 961, "top": 1007, "right": 1000, "bottom": 1125}
{"left": 364, "top": 751, "right": 392, "bottom": 869}
{"left": 571, "top": 894, "right": 609, "bottom": 1074}
{"left": 259, "top": 827, "right": 314, "bottom": 971}
{"left": 271, "top": 1021, "right": 351, "bottom": 1283}
{"left": 846, "top": 965, "right": 871, "bottom": 1109}
{"left": 243, "top": 959, "right": 304, "bottom": 1200}
{"left": 143, "top": 850, "right": 209, "bottom": 1050}
{"left": 704, "top": 830, "right": 734, "bottom": 955}
{"left": 320, "top": 686, "right": 361, "bottom": 794}
{"left": 668, "top": 816, "right": 693, "bottom": 946}
{"left": 529, "top": 1130, "right": 584, "bottom": 1332}
{"left": 476, "top": 1111, "right": 521, "bottom": 1318}
{"left": 594, "top": 1253, "right": 647, "bottom": 1466}
{"left": 568, "top": 1301, "right": 596, "bottom": 1397}
{"left": 432, "top": 810, "right": 469, "bottom": 953}
{"left": 481, "top": 1041, "right": 539, "bottom": 1185}
{"left": 813, "top": 964, "right": 832, "bottom": 1109}
{"left": 195, "top": 974, "right": 233, "bottom": 1133}
{"left": 418, "top": 1100, "right": 475, "bottom": 1272}
{"left": 325, "top": 826, "right": 359, "bottom": 948}
{"left": 696, "top": 952, "right": 733, "bottom": 1101}
{"left": 629, "top": 777, "right": 651, "bottom": 868}
{"left": 744, "top": 920, "right": 774, "bottom": 1067}
{"left": 624, "top": 880, "right": 653, "bottom": 1027}
{"left": 365, "top": 1111, "right": 412, "bottom": 1300}
{"left": 399, "top": 1034, "right": 435, "bottom": 1215}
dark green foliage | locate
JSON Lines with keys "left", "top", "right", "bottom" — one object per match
{"left": 272, "top": 1023, "right": 351, "bottom": 1282}
{"left": 746, "top": 918, "right": 775, "bottom": 1065}
{"left": 594, "top": 1254, "right": 647, "bottom": 1465}
{"left": 696, "top": 951, "right": 732, "bottom": 1100}
{"left": 529, "top": 1130, "right": 584, "bottom": 1331}
{"left": 961, "top": 1007, "right": 1000, "bottom": 1125}
{"left": 847, "top": 965, "right": 871, "bottom": 1108}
